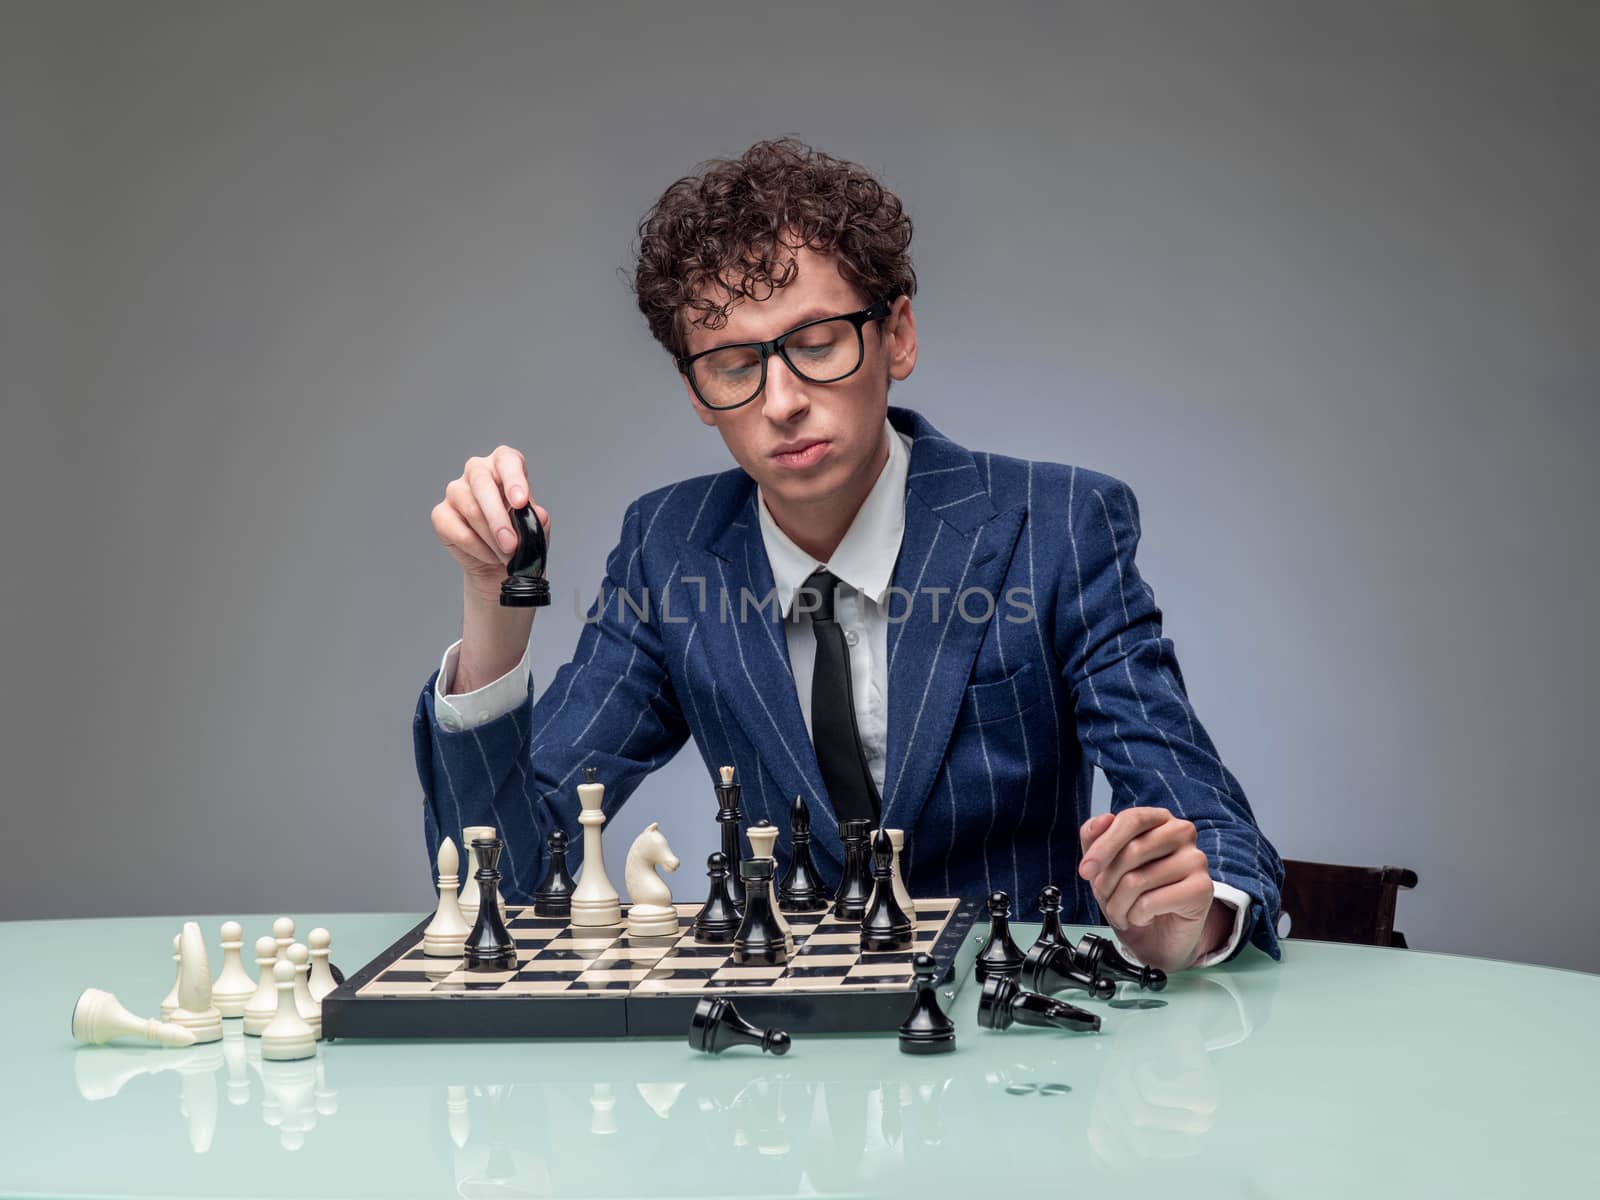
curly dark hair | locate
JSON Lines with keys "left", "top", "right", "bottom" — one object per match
{"left": 626, "top": 137, "right": 917, "bottom": 366}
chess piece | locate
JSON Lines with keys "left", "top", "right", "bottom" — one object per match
{"left": 1032, "top": 884, "right": 1068, "bottom": 951}
{"left": 159, "top": 932, "right": 181, "bottom": 1020}
{"left": 307, "top": 929, "right": 339, "bottom": 1002}
{"left": 169, "top": 921, "right": 224, "bottom": 1044}
{"left": 624, "top": 822, "right": 681, "bottom": 938}
{"left": 570, "top": 767, "right": 623, "bottom": 927}
{"left": 423, "top": 836, "right": 472, "bottom": 956}
{"left": 286, "top": 943, "right": 323, "bottom": 1038}
{"left": 1074, "top": 932, "right": 1168, "bottom": 992}
{"left": 272, "top": 917, "right": 295, "bottom": 961}
{"left": 860, "top": 829, "right": 914, "bottom": 953}
{"left": 745, "top": 820, "right": 795, "bottom": 954}
{"left": 977, "top": 974, "right": 1100, "bottom": 1033}
{"left": 689, "top": 997, "right": 790, "bottom": 1055}
{"left": 714, "top": 765, "right": 746, "bottom": 910}
{"left": 534, "top": 828, "right": 577, "bottom": 918}
{"left": 260, "top": 960, "right": 317, "bottom": 1061}
{"left": 731, "top": 859, "right": 789, "bottom": 966}
{"left": 212, "top": 922, "right": 256, "bottom": 1018}
{"left": 777, "top": 794, "right": 829, "bottom": 912}
{"left": 500, "top": 501, "right": 551, "bottom": 607}
{"left": 460, "top": 825, "right": 507, "bottom": 925}
{"left": 464, "top": 836, "right": 519, "bottom": 970}
{"left": 973, "top": 891, "right": 1026, "bottom": 982}
{"left": 831, "top": 819, "right": 874, "bottom": 920}
{"left": 242, "top": 936, "right": 281, "bottom": 1036}
{"left": 884, "top": 828, "right": 916, "bottom": 926}
{"left": 72, "top": 988, "right": 198, "bottom": 1047}
{"left": 692, "top": 852, "right": 742, "bottom": 943}
{"left": 896, "top": 953, "right": 956, "bottom": 1055}
{"left": 1023, "top": 939, "right": 1116, "bottom": 1000}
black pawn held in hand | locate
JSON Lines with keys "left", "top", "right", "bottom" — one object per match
{"left": 973, "top": 891, "right": 1026, "bottom": 982}
{"left": 1032, "top": 885, "right": 1068, "bottom": 951}
{"left": 464, "top": 837, "right": 518, "bottom": 971}
{"left": 499, "top": 503, "right": 551, "bottom": 607}
{"left": 690, "top": 997, "right": 790, "bottom": 1056}
{"left": 778, "top": 794, "right": 830, "bottom": 912}
{"left": 1075, "top": 932, "right": 1168, "bottom": 992}
{"left": 1023, "top": 940, "right": 1116, "bottom": 1001}
{"left": 693, "top": 853, "right": 742, "bottom": 944}
{"left": 533, "top": 829, "right": 576, "bottom": 919}
{"left": 898, "top": 952, "right": 956, "bottom": 1055}
{"left": 731, "top": 858, "right": 788, "bottom": 966}
{"left": 831, "top": 819, "right": 874, "bottom": 920}
{"left": 860, "top": 829, "right": 914, "bottom": 953}
{"left": 978, "top": 974, "right": 1101, "bottom": 1034}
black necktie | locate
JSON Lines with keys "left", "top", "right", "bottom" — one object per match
{"left": 800, "top": 568, "right": 882, "bottom": 825}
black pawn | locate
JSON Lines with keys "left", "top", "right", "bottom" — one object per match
{"left": 731, "top": 858, "right": 788, "bottom": 965}
{"left": 692, "top": 852, "right": 742, "bottom": 944}
{"left": 689, "top": 997, "right": 790, "bottom": 1055}
{"left": 533, "top": 829, "right": 576, "bottom": 918}
{"left": 1074, "top": 932, "right": 1168, "bottom": 992}
{"left": 1032, "top": 884, "right": 1068, "bottom": 951}
{"left": 977, "top": 974, "right": 1101, "bottom": 1033}
{"left": 860, "top": 829, "right": 914, "bottom": 953}
{"left": 831, "top": 819, "right": 874, "bottom": 921}
{"left": 898, "top": 952, "right": 956, "bottom": 1055}
{"left": 778, "top": 794, "right": 830, "bottom": 912}
{"left": 463, "top": 837, "right": 518, "bottom": 971}
{"left": 973, "top": 891, "right": 1026, "bottom": 982}
{"left": 714, "top": 767, "right": 746, "bottom": 910}
{"left": 1023, "top": 939, "right": 1116, "bottom": 1001}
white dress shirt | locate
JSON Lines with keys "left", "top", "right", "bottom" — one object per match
{"left": 434, "top": 416, "right": 1250, "bottom": 966}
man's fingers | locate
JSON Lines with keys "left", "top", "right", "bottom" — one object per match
{"left": 1079, "top": 807, "right": 1171, "bottom": 878}
{"left": 1099, "top": 847, "right": 1209, "bottom": 928}
{"left": 1091, "top": 822, "right": 1200, "bottom": 902}
{"left": 1078, "top": 812, "right": 1114, "bottom": 852}
{"left": 1123, "top": 874, "right": 1214, "bottom": 929}
{"left": 465, "top": 458, "right": 516, "bottom": 559}
{"left": 431, "top": 500, "right": 499, "bottom": 569}
{"left": 493, "top": 445, "right": 529, "bottom": 508}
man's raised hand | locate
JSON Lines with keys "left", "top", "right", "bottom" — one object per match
{"left": 432, "top": 445, "right": 552, "bottom": 599}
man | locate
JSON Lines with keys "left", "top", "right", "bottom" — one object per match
{"left": 420, "top": 138, "right": 1283, "bottom": 971}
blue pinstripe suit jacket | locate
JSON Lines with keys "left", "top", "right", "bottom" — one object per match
{"left": 413, "top": 405, "right": 1284, "bottom": 960}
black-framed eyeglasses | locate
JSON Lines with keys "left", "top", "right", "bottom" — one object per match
{"left": 675, "top": 298, "right": 893, "bottom": 411}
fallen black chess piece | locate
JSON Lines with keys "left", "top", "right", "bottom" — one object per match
{"left": 977, "top": 973, "right": 1101, "bottom": 1033}
{"left": 689, "top": 997, "right": 791, "bottom": 1056}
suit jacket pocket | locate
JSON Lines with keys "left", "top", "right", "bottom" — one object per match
{"left": 960, "top": 660, "right": 1040, "bottom": 728}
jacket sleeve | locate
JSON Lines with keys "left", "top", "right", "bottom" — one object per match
{"left": 412, "top": 498, "right": 690, "bottom": 902}
{"left": 1056, "top": 472, "right": 1284, "bottom": 960}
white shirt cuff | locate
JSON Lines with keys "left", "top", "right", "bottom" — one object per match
{"left": 434, "top": 637, "right": 532, "bottom": 733}
{"left": 1112, "top": 878, "right": 1252, "bottom": 970}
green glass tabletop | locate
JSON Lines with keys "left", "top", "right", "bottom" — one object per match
{"left": 4, "top": 913, "right": 1596, "bottom": 1198}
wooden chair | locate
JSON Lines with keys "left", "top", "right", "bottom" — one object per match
{"left": 1277, "top": 859, "right": 1418, "bottom": 947}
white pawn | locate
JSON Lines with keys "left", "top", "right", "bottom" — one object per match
{"left": 242, "top": 936, "right": 281, "bottom": 1036}
{"left": 285, "top": 943, "right": 322, "bottom": 1040}
{"left": 570, "top": 769, "right": 622, "bottom": 927}
{"left": 459, "top": 825, "right": 507, "bottom": 925}
{"left": 885, "top": 829, "right": 917, "bottom": 928}
{"left": 212, "top": 921, "right": 256, "bottom": 1018}
{"left": 72, "top": 988, "right": 197, "bottom": 1047}
{"left": 424, "top": 837, "right": 471, "bottom": 956}
{"left": 746, "top": 821, "right": 795, "bottom": 954}
{"left": 261, "top": 960, "right": 316, "bottom": 1061}
{"left": 272, "top": 917, "right": 295, "bottom": 961}
{"left": 169, "top": 921, "right": 223, "bottom": 1044}
{"left": 160, "top": 933, "right": 181, "bottom": 1020}
{"left": 307, "top": 928, "right": 338, "bottom": 1003}
{"left": 624, "top": 822, "right": 681, "bottom": 938}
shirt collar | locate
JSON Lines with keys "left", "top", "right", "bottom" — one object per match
{"left": 756, "top": 417, "right": 911, "bottom": 617}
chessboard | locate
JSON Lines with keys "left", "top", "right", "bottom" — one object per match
{"left": 321, "top": 897, "right": 983, "bottom": 1040}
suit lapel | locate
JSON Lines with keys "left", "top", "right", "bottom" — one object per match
{"left": 680, "top": 487, "right": 836, "bottom": 848}
{"left": 881, "top": 409, "right": 1026, "bottom": 839}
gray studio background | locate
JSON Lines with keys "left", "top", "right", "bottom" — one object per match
{"left": 4, "top": 1, "right": 1595, "bottom": 972}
